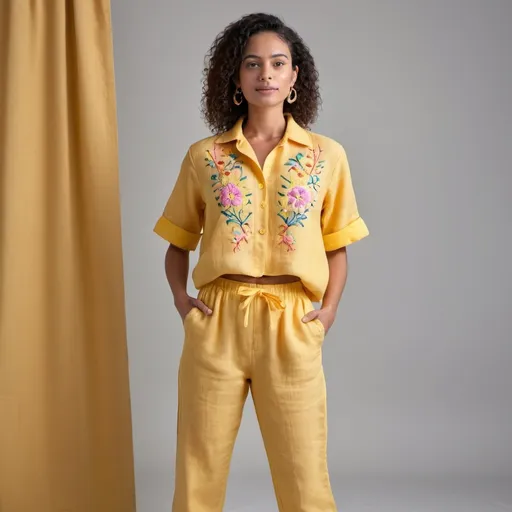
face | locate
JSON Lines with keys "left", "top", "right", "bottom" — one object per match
{"left": 236, "top": 31, "right": 298, "bottom": 109}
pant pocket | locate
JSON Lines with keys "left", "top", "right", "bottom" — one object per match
{"left": 312, "top": 317, "right": 326, "bottom": 338}
{"left": 183, "top": 306, "right": 200, "bottom": 326}
{"left": 300, "top": 296, "right": 325, "bottom": 345}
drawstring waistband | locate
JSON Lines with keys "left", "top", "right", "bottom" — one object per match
{"left": 238, "top": 286, "right": 286, "bottom": 327}
{"left": 199, "top": 277, "right": 307, "bottom": 328}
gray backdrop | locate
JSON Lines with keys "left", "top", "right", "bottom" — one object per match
{"left": 112, "top": 1, "right": 512, "bottom": 510}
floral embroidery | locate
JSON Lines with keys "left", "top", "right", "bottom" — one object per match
{"left": 277, "top": 147, "right": 325, "bottom": 251}
{"left": 287, "top": 186, "right": 311, "bottom": 209}
{"left": 220, "top": 183, "right": 243, "bottom": 207}
{"left": 205, "top": 145, "right": 252, "bottom": 252}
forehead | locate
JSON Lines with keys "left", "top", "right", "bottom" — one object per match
{"left": 242, "top": 31, "right": 291, "bottom": 57}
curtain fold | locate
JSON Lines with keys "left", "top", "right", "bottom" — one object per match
{"left": 0, "top": 1, "right": 136, "bottom": 510}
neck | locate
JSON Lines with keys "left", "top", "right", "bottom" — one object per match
{"left": 243, "top": 106, "right": 287, "bottom": 142}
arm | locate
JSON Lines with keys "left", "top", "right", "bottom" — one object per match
{"left": 323, "top": 247, "right": 348, "bottom": 311}
{"left": 302, "top": 247, "right": 347, "bottom": 333}
{"left": 165, "top": 243, "right": 212, "bottom": 320}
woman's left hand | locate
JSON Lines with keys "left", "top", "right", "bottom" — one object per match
{"left": 302, "top": 304, "right": 336, "bottom": 334}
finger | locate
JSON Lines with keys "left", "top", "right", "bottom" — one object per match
{"left": 302, "top": 310, "right": 318, "bottom": 322}
{"left": 194, "top": 299, "right": 212, "bottom": 315}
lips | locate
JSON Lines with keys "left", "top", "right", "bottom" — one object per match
{"left": 256, "top": 87, "right": 278, "bottom": 91}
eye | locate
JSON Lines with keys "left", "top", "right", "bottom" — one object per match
{"left": 274, "top": 61, "right": 286, "bottom": 67}
{"left": 245, "top": 61, "right": 259, "bottom": 68}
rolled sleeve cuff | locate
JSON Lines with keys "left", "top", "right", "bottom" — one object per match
{"left": 322, "top": 216, "right": 369, "bottom": 251}
{"left": 153, "top": 216, "right": 201, "bottom": 251}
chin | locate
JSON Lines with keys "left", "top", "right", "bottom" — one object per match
{"left": 246, "top": 97, "right": 286, "bottom": 109}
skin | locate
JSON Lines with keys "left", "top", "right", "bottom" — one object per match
{"left": 168, "top": 31, "right": 348, "bottom": 334}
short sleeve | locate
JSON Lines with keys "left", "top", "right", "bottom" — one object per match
{"left": 321, "top": 147, "right": 369, "bottom": 251}
{"left": 153, "top": 148, "right": 205, "bottom": 251}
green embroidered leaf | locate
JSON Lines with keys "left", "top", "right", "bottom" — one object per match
{"left": 220, "top": 211, "right": 230, "bottom": 218}
{"left": 246, "top": 192, "right": 252, "bottom": 197}
{"left": 277, "top": 192, "right": 285, "bottom": 197}
{"left": 296, "top": 153, "right": 304, "bottom": 160}
{"left": 281, "top": 175, "right": 292, "bottom": 184}
{"left": 211, "top": 174, "right": 217, "bottom": 180}
{"left": 240, "top": 176, "right": 247, "bottom": 181}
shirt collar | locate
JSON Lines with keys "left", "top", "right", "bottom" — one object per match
{"left": 214, "top": 113, "right": 312, "bottom": 148}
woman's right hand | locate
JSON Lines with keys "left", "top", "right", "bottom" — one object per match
{"left": 175, "top": 294, "right": 213, "bottom": 322}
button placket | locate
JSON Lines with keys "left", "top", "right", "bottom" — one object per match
{"left": 256, "top": 174, "right": 268, "bottom": 274}
{"left": 258, "top": 180, "right": 268, "bottom": 236}
{"left": 258, "top": 156, "right": 275, "bottom": 239}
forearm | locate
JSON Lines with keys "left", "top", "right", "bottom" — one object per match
{"left": 165, "top": 243, "right": 190, "bottom": 306}
{"left": 322, "top": 247, "right": 348, "bottom": 310}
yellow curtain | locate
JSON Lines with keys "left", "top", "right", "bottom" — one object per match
{"left": 0, "top": 2, "right": 136, "bottom": 511}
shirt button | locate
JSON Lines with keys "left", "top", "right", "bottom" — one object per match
{"left": 260, "top": 201, "right": 266, "bottom": 209}
{"left": 259, "top": 228, "right": 266, "bottom": 235}
{"left": 258, "top": 182, "right": 264, "bottom": 189}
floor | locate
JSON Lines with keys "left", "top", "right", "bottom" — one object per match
{"left": 135, "top": 472, "right": 512, "bottom": 511}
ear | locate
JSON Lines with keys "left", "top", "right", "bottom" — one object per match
{"left": 291, "top": 65, "right": 299, "bottom": 87}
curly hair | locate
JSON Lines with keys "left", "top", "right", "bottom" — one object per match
{"left": 201, "top": 13, "right": 321, "bottom": 134}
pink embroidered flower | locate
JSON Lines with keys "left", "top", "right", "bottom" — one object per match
{"left": 220, "top": 183, "right": 242, "bottom": 207}
{"left": 287, "top": 186, "right": 311, "bottom": 209}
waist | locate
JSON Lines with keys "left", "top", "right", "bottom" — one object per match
{"left": 201, "top": 277, "right": 307, "bottom": 327}
{"left": 221, "top": 274, "right": 301, "bottom": 285}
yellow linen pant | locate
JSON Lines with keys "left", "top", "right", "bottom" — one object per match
{"left": 172, "top": 277, "right": 337, "bottom": 511}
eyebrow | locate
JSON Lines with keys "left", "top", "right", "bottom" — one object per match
{"left": 242, "top": 53, "right": 289, "bottom": 61}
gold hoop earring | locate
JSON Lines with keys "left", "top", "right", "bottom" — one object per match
{"left": 233, "top": 87, "right": 244, "bottom": 106}
{"left": 287, "top": 87, "right": 297, "bottom": 104}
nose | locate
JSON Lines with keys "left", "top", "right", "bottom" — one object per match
{"left": 259, "top": 64, "right": 273, "bottom": 81}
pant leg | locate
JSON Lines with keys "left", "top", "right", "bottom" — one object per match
{"left": 172, "top": 284, "right": 250, "bottom": 512}
{"left": 250, "top": 288, "right": 337, "bottom": 512}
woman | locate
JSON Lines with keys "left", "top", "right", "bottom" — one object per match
{"left": 154, "top": 12, "right": 369, "bottom": 512}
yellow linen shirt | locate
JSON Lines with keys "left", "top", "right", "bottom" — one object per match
{"left": 154, "top": 114, "right": 369, "bottom": 301}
